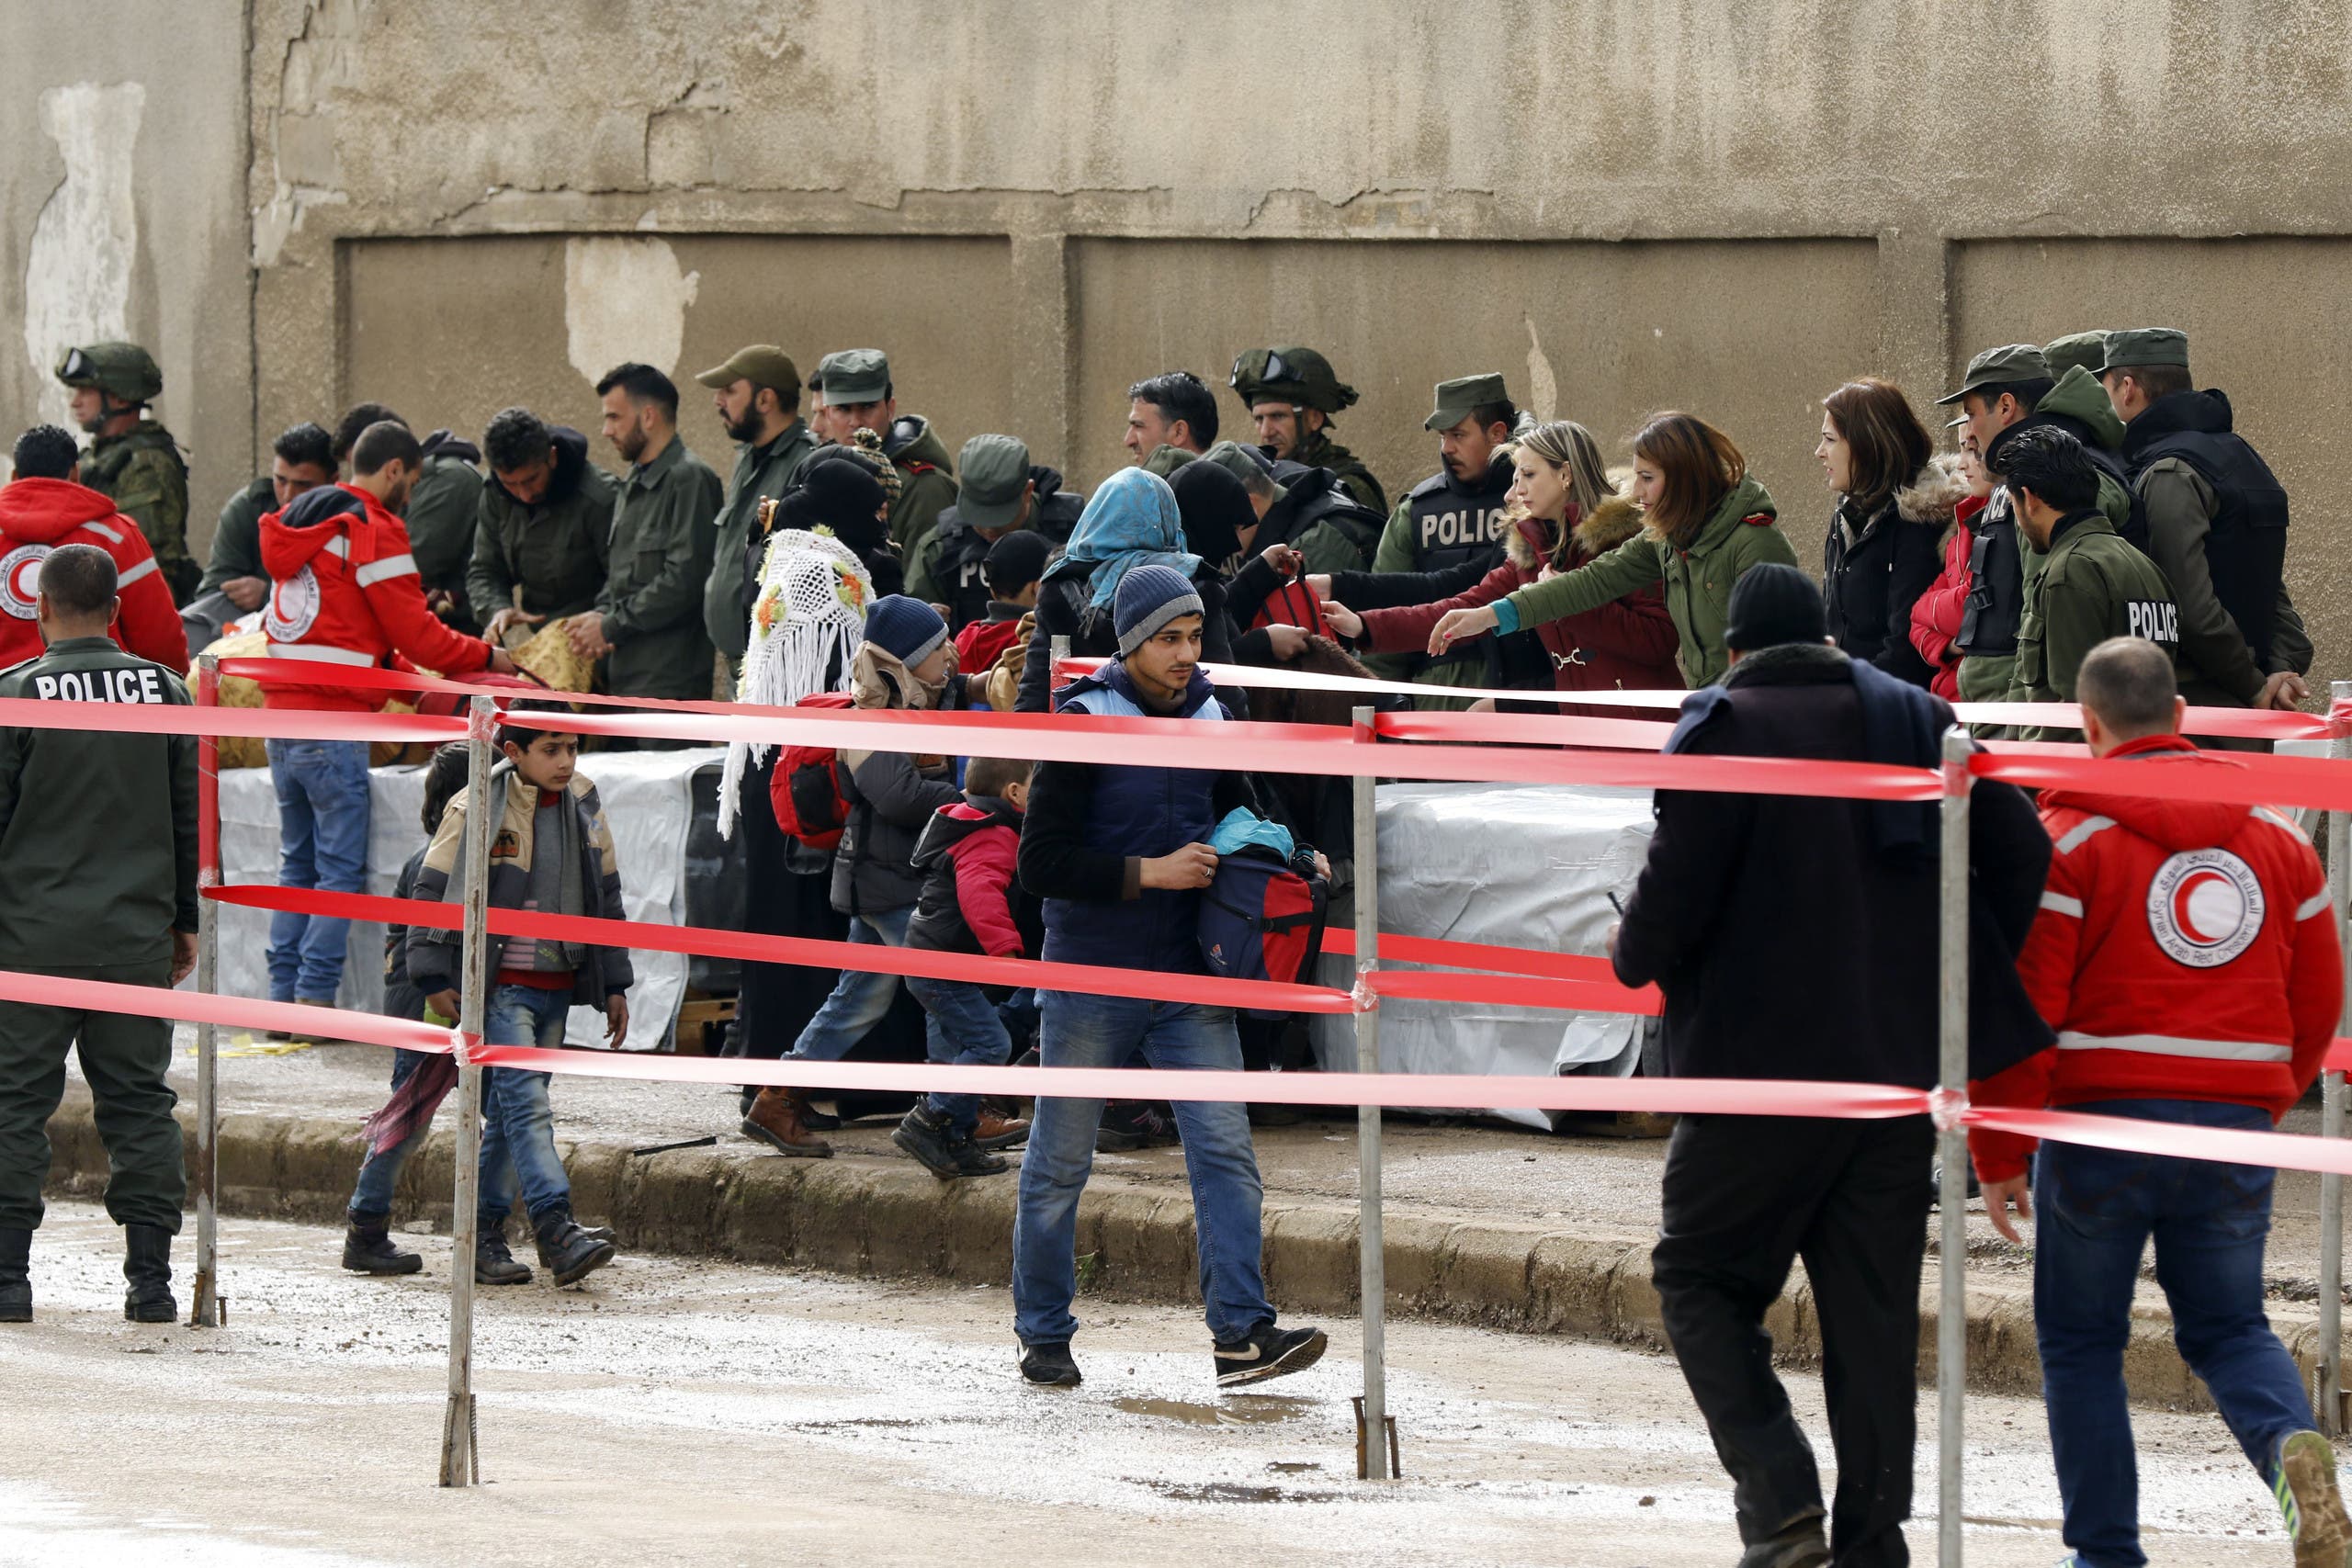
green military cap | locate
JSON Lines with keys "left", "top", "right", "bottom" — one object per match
{"left": 955, "top": 434, "right": 1032, "bottom": 529}
{"left": 1141, "top": 444, "right": 1196, "bottom": 479}
{"left": 54, "top": 341, "right": 162, "bottom": 403}
{"left": 1202, "top": 437, "right": 1279, "bottom": 486}
{"left": 814, "top": 348, "right": 890, "bottom": 404}
{"left": 1933, "top": 344, "right": 2051, "bottom": 406}
{"left": 693, "top": 344, "right": 800, "bottom": 394}
{"left": 1229, "top": 345, "right": 1360, "bottom": 414}
{"left": 2041, "top": 332, "right": 2110, "bottom": 378}
{"left": 1424, "top": 373, "right": 1510, "bottom": 432}
{"left": 2100, "top": 327, "right": 2190, "bottom": 372}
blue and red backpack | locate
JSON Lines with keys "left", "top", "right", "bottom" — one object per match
{"left": 1199, "top": 844, "right": 1329, "bottom": 1016}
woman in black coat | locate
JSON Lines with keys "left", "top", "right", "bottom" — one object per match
{"left": 1816, "top": 378, "right": 1944, "bottom": 689}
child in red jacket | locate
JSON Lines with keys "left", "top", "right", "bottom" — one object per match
{"left": 894, "top": 754, "right": 1038, "bottom": 1179}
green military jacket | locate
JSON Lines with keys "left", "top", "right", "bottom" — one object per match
{"left": 597, "top": 438, "right": 725, "bottom": 701}
{"left": 705, "top": 421, "right": 818, "bottom": 660}
{"left": 83, "top": 421, "right": 192, "bottom": 604}
{"left": 198, "top": 475, "right": 271, "bottom": 595}
{"left": 1501, "top": 476, "right": 1794, "bottom": 690}
{"left": 467, "top": 436, "right": 618, "bottom": 627}
{"left": 0, "top": 637, "right": 196, "bottom": 968}
{"left": 885, "top": 415, "right": 957, "bottom": 558}
{"left": 404, "top": 452, "right": 484, "bottom": 631}
{"left": 1290, "top": 428, "right": 1386, "bottom": 515}
{"left": 2014, "top": 512, "right": 2179, "bottom": 719}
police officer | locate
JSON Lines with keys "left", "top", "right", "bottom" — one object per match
{"left": 53, "top": 343, "right": 196, "bottom": 606}
{"left": 1996, "top": 427, "right": 2179, "bottom": 739}
{"left": 694, "top": 345, "right": 820, "bottom": 682}
{"left": 907, "top": 434, "right": 1082, "bottom": 633}
{"left": 1227, "top": 346, "right": 1386, "bottom": 513}
{"left": 2102, "top": 327, "right": 2313, "bottom": 721}
{"left": 0, "top": 544, "right": 198, "bottom": 1325}
{"left": 808, "top": 349, "right": 956, "bottom": 558}
{"left": 1366, "top": 373, "right": 1521, "bottom": 705}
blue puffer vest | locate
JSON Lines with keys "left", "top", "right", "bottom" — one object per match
{"left": 1043, "top": 662, "right": 1227, "bottom": 974}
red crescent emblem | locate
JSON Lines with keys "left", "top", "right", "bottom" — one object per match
{"left": 2172, "top": 868, "right": 2234, "bottom": 944}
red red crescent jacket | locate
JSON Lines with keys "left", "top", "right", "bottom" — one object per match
{"left": 257, "top": 482, "right": 491, "bottom": 711}
{"left": 1907, "top": 491, "right": 1987, "bottom": 703}
{"left": 0, "top": 477, "right": 188, "bottom": 672}
{"left": 1968, "top": 734, "right": 2344, "bottom": 1183}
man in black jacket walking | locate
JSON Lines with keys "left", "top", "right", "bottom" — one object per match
{"left": 1610, "top": 564, "right": 2051, "bottom": 1568}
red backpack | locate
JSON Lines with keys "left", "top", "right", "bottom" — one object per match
{"left": 766, "top": 692, "right": 857, "bottom": 849}
{"left": 1199, "top": 845, "right": 1329, "bottom": 1017}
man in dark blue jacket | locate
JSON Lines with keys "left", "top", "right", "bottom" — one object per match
{"left": 1012, "top": 564, "right": 1325, "bottom": 1391}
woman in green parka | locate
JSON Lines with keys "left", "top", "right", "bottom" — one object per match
{"left": 1429, "top": 412, "right": 1798, "bottom": 689}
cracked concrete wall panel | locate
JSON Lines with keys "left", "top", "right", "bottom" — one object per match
{"left": 1070, "top": 236, "right": 1879, "bottom": 559}
{"left": 343, "top": 233, "right": 1019, "bottom": 470}
{"left": 1953, "top": 237, "right": 2352, "bottom": 693}
{"left": 0, "top": 0, "right": 247, "bottom": 561}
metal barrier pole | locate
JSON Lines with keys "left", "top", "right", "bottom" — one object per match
{"left": 1937, "top": 725, "right": 1973, "bottom": 1567}
{"left": 188, "top": 654, "right": 222, "bottom": 1328}
{"left": 1048, "top": 635, "right": 1070, "bottom": 705}
{"left": 2319, "top": 678, "right": 2352, "bottom": 1435}
{"left": 439, "top": 695, "right": 496, "bottom": 1486}
{"left": 1351, "top": 705, "right": 1389, "bottom": 1480}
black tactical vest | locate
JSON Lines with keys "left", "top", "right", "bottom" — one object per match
{"left": 2126, "top": 395, "right": 2290, "bottom": 666}
{"left": 1404, "top": 457, "right": 1514, "bottom": 577}
{"left": 1955, "top": 493, "right": 2025, "bottom": 658}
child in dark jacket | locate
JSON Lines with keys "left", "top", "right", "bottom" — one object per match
{"left": 893, "top": 755, "right": 1039, "bottom": 1179}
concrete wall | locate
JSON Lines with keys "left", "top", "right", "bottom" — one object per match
{"left": 9, "top": 0, "right": 2352, "bottom": 671}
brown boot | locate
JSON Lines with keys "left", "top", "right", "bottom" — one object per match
{"left": 741, "top": 1087, "right": 832, "bottom": 1158}
{"left": 974, "top": 1109, "right": 1030, "bottom": 1152}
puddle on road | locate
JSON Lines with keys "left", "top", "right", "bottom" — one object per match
{"left": 1111, "top": 1393, "right": 1316, "bottom": 1427}
{"left": 1134, "top": 1479, "right": 1347, "bottom": 1505}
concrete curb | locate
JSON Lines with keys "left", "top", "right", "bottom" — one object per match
{"left": 42, "top": 1100, "right": 2334, "bottom": 1411}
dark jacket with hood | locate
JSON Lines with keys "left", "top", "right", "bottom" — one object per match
{"left": 467, "top": 425, "right": 617, "bottom": 625}
{"left": 706, "top": 420, "right": 820, "bottom": 660}
{"left": 831, "top": 640, "right": 967, "bottom": 917}
{"left": 1018, "top": 661, "right": 1256, "bottom": 974}
{"left": 906, "top": 464, "right": 1082, "bottom": 631}
{"left": 1611, "top": 640, "right": 2052, "bottom": 1089}
{"left": 1822, "top": 465, "right": 1951, "bottom": 688}
{"left": 882, "top": 414, "right": 957, "bottom": 558}
{"left": 906, "top": 795, "right": 1042, "bottom": 960}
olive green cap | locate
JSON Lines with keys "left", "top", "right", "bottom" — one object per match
{"left": 955, "top": 434, "right": 1032, "bottom": 529}
{"left": 813, "top": 348, "right": 890, "bottom": 404}
{"left": 693, "top": 344, "right": 800, "bottom": 395}
{"left": 1229, "top": 345, "right": 1360, "bottom": 414}
{"left": 2100, "top": 327, "right": 2190, "bottom": 372}
{"left": 1933, "top": 344, "right": 2051, "bottom": 406}
{"left": 1424, "top": 373, "right": 1510, "bottom": 432}
{"left": 1141, "top": 444, "right": 1196, "bottom": 479}
{"left": 54, "top": 341, "right": 161, "bottom": 403}
{"left": 2041, "top": 332, "right": 2110, "bottom": 378}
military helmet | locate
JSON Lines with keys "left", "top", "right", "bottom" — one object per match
{"left": 54, "top": 341, "right": 162, "bottom": 404}
{"left": 1229, "top": 345, "right": 1359, "bottom": 414}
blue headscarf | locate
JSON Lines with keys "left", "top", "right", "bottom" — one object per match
{"left": 1059, "top": 466, "right": 1202, "bottom": 610}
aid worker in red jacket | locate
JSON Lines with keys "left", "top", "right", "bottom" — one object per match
{"left": 1970, "top": 635, "right": 2348, "bottom": 1568}
{"left": 0, "top": 424, "right": 187, "bottom": 671}
{"left": 255, "top": 418, "right": 513, "bottom": 1011}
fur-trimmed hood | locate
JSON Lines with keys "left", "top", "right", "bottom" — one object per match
{"left": 1894, "top": 456, "right": 1972, "bottom": 529}
{"left": 1505, "top": 492, "right": 1645, "bottom": 571}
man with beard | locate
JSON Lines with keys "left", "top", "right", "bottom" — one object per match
{"left": 906, "top": 433, "right": 1082, "bottom": 633}
{"left": 570, "top": 363, "right": 723, "bottom": 706}
{"left": 695, "top": 345, "right": 819, "bottom": 683}
{"left": 1365, "top": 373, "right": 1521, "bottom": 706}
{"left": 1227, "top": 345, "right": 1385, "bottom": 513}
{"left": 808, "top": 349, "right": 956, "bottom": 559}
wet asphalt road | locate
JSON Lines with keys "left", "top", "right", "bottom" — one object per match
{"left": 0, "top": 1201, "right": 2316, "bottom": 1566}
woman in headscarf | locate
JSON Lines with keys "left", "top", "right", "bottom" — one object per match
{"left": 1012, "top": 466, "right": 1242, "bottom": 714}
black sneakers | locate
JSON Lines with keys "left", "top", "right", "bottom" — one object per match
{"left": 1020, "top": 1340, "right": 1082, "bottom": 1387}
{"left": 893, "top": 1104, "right": 1009, "bottom": 1180}
{"left": 341, "top": 1220, "right": 424, "bottom": 1276}
{"left": 1212, "top": 1322, "right": 1328, "bottom": 1387}
{"left": 1096, "top": 1100, "right": 1180, "bottom": 1152}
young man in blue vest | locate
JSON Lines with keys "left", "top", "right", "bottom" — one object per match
{"left": 1012, "top": 563, "right": 1325, "bottom": 1390}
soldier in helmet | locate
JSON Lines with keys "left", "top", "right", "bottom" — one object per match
{"left": 1228, "top": 346, "right": 1385, "bottom": 514}
{"left": 53, "top": 343, "right": 196, "bottom": 606}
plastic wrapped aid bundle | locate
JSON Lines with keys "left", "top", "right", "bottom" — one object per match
{"left": 717, "top": 525, "right": 874, "bottom": 835}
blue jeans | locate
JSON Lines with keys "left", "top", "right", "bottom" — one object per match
{"left": 1012, "top": 991, "right": 1269, "bottom": 1347}
{"left": 2034, "top": 1099, "right": 2318, "bottom": 1568}
{"left": 476, "top": 984, "right": 576, "bottom": 1227}
{"left": 264, "top": 739, "right": 372, "bottom": 1003}
{"left": 786, "top": 907, "right": 912, "bottom": 1062}
{"left": 346, "top": 1046, "right": 519, "bottom": 1224}
{"left": 904, "top": 976, "right": 1013, "bottom": 1136}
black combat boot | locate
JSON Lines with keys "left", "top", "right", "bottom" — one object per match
{"left": 532, "top": 1203, "right": 616, "bottom": 1288}
{"left": 341, "top": 1215, "right": 423, "bottom": 1276}
{"left": 0, "top": 1226, "right": 30, "bottom": 1323}
{"left": 123, "top": 1223, "right": 176, "bottom": 1323}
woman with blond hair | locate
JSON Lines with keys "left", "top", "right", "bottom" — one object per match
{"left": 1313, "top": 421, "right": 1679, "bottom": 701}
{"left": 1815, "top": 377, "right": 1949, "bottom": 689}
{"left": 1429, "top": 412, "right": 1796, "bottom": 688}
